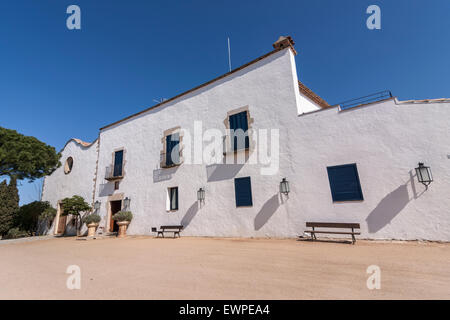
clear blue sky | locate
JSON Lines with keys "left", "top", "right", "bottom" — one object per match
{"left": 1, "top": 0, "right": 449, "bottom": 205}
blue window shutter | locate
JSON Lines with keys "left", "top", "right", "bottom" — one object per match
{"left": 166, "top": 133, "right": 180, "bottom": 166}
{"left": 113, "top": 150, "right": 123, "bottom": 176}
{"left": 234, "top": 177, "right": 253, "bottom": 207}
{"left": 165, "top": 135, "right": 173, "bottom": 166}
{"left": 327, "top": 164, "right": 363, "bottom": 202}
{"left": 172, "top": 133, "right": 180, "bottom": 165}
{"left": 229, "top": 111, "right": 249, "bottom": 150}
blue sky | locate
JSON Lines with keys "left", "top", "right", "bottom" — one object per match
{"left": 1, "top": 0, "right": 449, "bottom": 205}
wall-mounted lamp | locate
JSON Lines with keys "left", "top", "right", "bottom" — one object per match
{"left": 94, "top": 200, "right": 101, "bottom": 212}
{"left": 280, "top": 178, "right": 290, "bottom": 195}
{"left": 123, "top": 197, "right": 131, "bottom": 211}
{"left": 197, "top": 187, "right": 205, "bottom": 202}
{"left": 415, "top": 162, "right": 433, "bottom": 187}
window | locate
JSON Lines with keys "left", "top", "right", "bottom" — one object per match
{"left": 64, "top": 157, "right": 73, "bottom": 174}
{"left": 168, "top": 187, "right": 179, "bottom": 211}
{"left": 166, "top": 133, "right": 180, "bottom": 166}
{"left": 327, "top": 164, "right": 363, "bottom": 202}
{"left": 229, "top": 111, "right": 249, "bottom": 151}
{"left": 114, "top": 181, "right": 120, "bottom": 190}
{"left": 113, "top": 150, "right": 123, "bottom": 177}
{"left": 234, "top": 177, "right": 253, "bottom": 207}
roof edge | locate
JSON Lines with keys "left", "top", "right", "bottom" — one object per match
{"left": 100, "top": 46, "right": 289, "bottom": 131}
{"left": 395, "top": 97, "right": 450, "bottom": 104}
{"left": 61, "top": 138, "right": 98, "bottom": 152}
{"left": 298, "top": 81, "right": 330, "bottom": 108}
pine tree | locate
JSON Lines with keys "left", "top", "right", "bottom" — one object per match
{"left": 0, "top": 177, "right": 20, "bottom": 235}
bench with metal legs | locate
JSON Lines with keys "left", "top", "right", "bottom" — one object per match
{"left": 303, "top": 222, "right": 361, "bottom": 244}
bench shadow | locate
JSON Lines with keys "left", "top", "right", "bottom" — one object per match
{"left": 296, "top": 237, "right": 353, "bottom": 245}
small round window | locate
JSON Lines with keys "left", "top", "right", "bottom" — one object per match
{"left": 64, "top": 157, "right": 74, "bottom": 174}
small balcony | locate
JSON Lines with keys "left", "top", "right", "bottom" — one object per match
{"left": 160, "top": 152, "right": 182, "bottom": 168}
{"left": 105, "top": 165, "right": 124, "bottom": 181}
{"left": 222, "top": 134, "right": 250, "bottom": 155}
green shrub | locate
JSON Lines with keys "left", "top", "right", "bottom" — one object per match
{"left": 39, "top": 206, "right": 57, "bottom": 221}
{"left": 83, "top": 213, "right": 101, "bottom": 225}
{"left": 0, "top": 178, "right": 19, "bottom": 235}
{"left": 15, "top": 201, "right": 54, "bottom": 234}
{"left": 112, "top": 211, "right": 133, "bottom": 222}
{"left": 3, "top": 227, "right": 29, "bottom": 240}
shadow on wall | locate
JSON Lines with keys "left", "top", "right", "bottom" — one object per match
{"left": 366, "top": 170, "right": 428, "bottom": 233}
{"left": 153, "top": 166, "right": 179, "bottom": 183}
{"left": 181, "top": 201, "right": 199, "bottom": 227}
{"left": 254, "top": 194, "right": 280, "bottom": 230}
{"left": 206, "top": 164, "right": 244, "bottom": 182}
{"left": 98, "top": 182, "right": 114, "bottom": 197}
{"left": 366, "top": 184, "right": 410, "bottom": 233}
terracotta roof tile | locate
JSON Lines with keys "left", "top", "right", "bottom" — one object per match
{"left": 72, "top": 138, "right": 93, "bottom": 147}
{"left": 298, "top": 81, "right": 330, "bottom": 108}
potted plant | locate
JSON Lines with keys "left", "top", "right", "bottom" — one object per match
{"left": 60, "top": 196, "right": 92, "bottom": 236}
{"left": 83, "top": 213, "right": 101, "bottom": 237}
{"left": 112, "top": 211, "right": 133, "bottom": 238}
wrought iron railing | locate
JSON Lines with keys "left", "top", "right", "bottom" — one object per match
{"left": 104, "top": 165, "right": 123, "bottom": 180}
{"left": 332, "top": 90, "right": 393, "bottom": 110}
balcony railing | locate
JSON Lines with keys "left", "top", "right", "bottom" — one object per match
{"left": 222, "top": 134, "right": 250, "bottom": 154}
{"left": 333, "top": 90, "right": 393, "bottom": 110}
{"left": 104, "top": 165, "right": 123, "bottom": 181}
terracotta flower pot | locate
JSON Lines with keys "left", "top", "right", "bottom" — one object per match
{"left": 117, "top": 221, "right": 130, "bottom": 238}
{"left": 87, "top": 223, "right": 99, "bottom": 237}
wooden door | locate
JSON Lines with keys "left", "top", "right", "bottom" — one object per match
{"left": 57, "top": 215, "right": 67, "bottom": 234}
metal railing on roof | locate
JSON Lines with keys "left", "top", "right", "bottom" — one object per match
{"left": 332, "top": 90, "right": 393, "bottom": 110}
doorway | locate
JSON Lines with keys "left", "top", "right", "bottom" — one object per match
{"left": 109, "top": 200, "right": 122, "bottom": 232}
{"left": 55, "top": 202, "right": 66, "bottom": 235}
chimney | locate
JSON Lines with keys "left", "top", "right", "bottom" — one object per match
{"left": 272, "top": 36, "right": 297, "bottom": 55}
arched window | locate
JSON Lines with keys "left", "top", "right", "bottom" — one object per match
{"left": 64, "top": 157, "right": 74, "bottom": 174}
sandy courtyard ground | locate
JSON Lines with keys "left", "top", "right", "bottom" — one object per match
{"left": 0, "top": 236, "right": 449, "bottom": 299}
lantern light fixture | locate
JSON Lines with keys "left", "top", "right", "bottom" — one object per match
{"left": 197, "top": 187, "right": 205, "bottom": 202}
{"left": 415, "top": 162, "right": 433, "bottom": 187}
{"left": 94, "top": 200, "right": 101, "bottom": 211}
{"left": 123, "top": 197, "right": 131, "bottom": 210}
{"left": 280, "top": 177, "right": 290, "bottom": 195}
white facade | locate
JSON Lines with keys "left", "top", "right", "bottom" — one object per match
{"left": 42, "top": 139, "right": 98, "bottom": 235}
{"left": 42, "top": 39, "right": 450, "bottom": 241}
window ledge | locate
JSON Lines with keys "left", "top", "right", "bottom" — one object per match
{"left": 161, "top": 163, "right": 182, "bottom": 169}
{"left": 105, "top": 175, "right": 124, "bottom": 181}
{"left": 223, "top": 148, "right": 250, "bottom": 155}
{"left": 332, "top": 200, "right": 364, "bottom": 203}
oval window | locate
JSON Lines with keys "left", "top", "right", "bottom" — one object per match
{"left": 64, "top": 157, "right": 74, "bottom": 174}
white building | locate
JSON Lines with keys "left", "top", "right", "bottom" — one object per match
{"left": 42, "top": 36, "right": 450, "bottom": 241}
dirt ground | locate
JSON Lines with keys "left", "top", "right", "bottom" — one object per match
{"left": 0, "top": 236, "right": 449, "bottom": 299}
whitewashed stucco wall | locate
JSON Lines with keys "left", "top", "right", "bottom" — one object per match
{"left": 44, "top": 45, "right": 450, "bottom": 241}
{"left": 287, "top": 99, "right": 450, "bottom": 241}
{"left": 93, "top": 45, "right": 450, "bottom": 241}
{"left": 42, "top": 139, "right": 98, "bottom": 235}
{"left": 95, "top": 48, "right": 303, "bottom": 238}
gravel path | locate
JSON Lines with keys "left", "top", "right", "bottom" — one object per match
{"left": 0, "top": 236, "right": 448, "bottom": 299}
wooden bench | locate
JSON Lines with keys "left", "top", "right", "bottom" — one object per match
{"left": 152, "top": 225, "right": 183, "bottom": 238}
{"left": 304, "top": 222, "right": 360, "bottom": 244}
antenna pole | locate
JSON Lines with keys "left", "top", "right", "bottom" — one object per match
{"left": 227, "top": 37, "right": 232, "bottom": 72}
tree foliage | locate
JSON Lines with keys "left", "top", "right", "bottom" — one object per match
{"left": 0, "top": 177, "right": 19, "bottom": 235}
{"left": 60, "top": 195, "right": 91, "bottom": 236}
{"left": 15, "top": 201, "right": 55, "bottom": 234}
{"left": 0, "top": 127, "right": 61, "bottom": 181}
